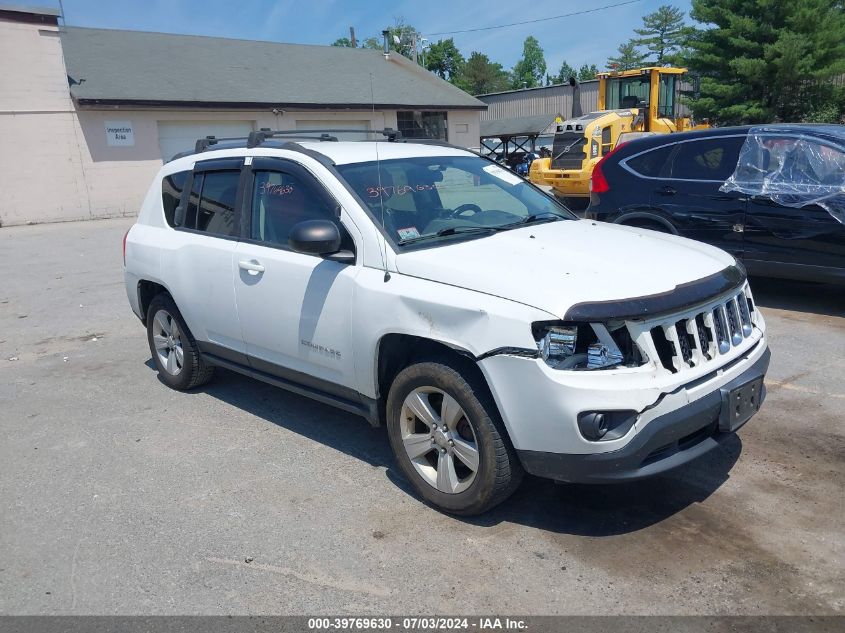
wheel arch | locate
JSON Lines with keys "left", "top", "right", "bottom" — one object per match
{"left": 614, "top": 211, "right": 678, "bottom": 234}
{"left": 374, "top": 333, "right": 496, "bottom": 425}
{"left": 137, "top": 279, "right": 174, "bottom": 326}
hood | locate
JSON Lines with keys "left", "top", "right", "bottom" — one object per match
{"left": 394, "top": 219, "right": 738, "bottom": 320}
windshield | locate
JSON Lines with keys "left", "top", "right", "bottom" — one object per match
{"left": 335, "top": 155, "right": 573, "bottom": 247}
{"left": 606, "top": 76, "right": 650, "bottom": 110}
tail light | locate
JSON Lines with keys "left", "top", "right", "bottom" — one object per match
{"left": 123, "top": 229, "right": 130, "bottom": 266}
{"left": 590, "top": 144, "right": 621, "bottom": 194}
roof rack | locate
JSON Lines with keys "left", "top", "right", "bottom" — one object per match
{"left": 192, "top": 127, "right": 402, "bottom": 154}
{"left": 246, "top": 127, "right": 402, "bottom": 148}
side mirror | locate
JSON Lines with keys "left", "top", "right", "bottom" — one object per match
{"left": 289, "top": 220, "right": 354, "bottom": 263}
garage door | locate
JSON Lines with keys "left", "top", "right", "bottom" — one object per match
{"left": 157, "top": 121, "right": 255, "bottom": 161}
{"left": 295, "top": 120, "right": 370, "bottom": 141}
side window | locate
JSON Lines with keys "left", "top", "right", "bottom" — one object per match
{"left": 625, "top": 144, "right": 674, "bottom": 177}
{"left": 187, "top": 170, "right": 240, "bottom": 237}
{"left": 250, "top": 170, "right": 347, "bottom": 250}
{"left": 161, "top": 170, "right": 189, "bottom": 227}
{"left": 669, "top": 137, "right": 745, "bottom": 181}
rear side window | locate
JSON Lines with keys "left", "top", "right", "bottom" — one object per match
{"left": 625, "top": 144, "right": 673, "bottom": 177}
{"left": 184, "top": 170, "right": 240, "bottom": 237}
{"left": 668, "top": 137, "right": 745, "bottom": 181}
{"left": 161, "top": 170, "right": 189, "bottom": 227}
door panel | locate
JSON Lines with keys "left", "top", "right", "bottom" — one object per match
{"left": 650, "top": 136, "right": 747, "bottom": 256}
{"left": 233, "top": 243, "right": 358, "bottom": 391}
{"left": 744, "top": 197, "right": 845, "bottom": 271}
{"left": 233, "top": 158, "right": 360, "bottom": 393}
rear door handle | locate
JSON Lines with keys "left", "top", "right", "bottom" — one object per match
{"left": 238, "top": 259, "right": 265, "bottom": 275}
{"left": 656, "top": 186, "right": 676, "bottom": 196}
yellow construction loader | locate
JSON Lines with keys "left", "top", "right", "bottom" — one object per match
{"left": 529, "top": 67, "right": 708, "bottom": 207}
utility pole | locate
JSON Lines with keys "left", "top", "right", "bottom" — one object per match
{"left": 349, "top": 26, "right": 357, "bottom": 48}
{"left": 412, "top": 33, "right": 418, "bottom": 64}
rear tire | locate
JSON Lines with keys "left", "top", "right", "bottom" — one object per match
{"left": 386, "top": 359, "right": 523, "bottom": 515}
{"left": 146, "top": 293, "right": 214, "bottom": 391}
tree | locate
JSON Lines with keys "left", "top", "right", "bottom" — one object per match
{"left": 686, "top": 0, "right": 845, "bottom": 123}
{"left": 607, "top": 41, "right": 648, "bottom": 70}
{"left": 331, "top": 37, "right": 356, "bottom": 48}
{"left": 555, "top": 60, "right": 577, "bottom": 84}
{"left": 578, "top": 64, "right": 600, "bottom": 81}
{"left": 456, "top": 52, "right": 511, "bottom": 95}
{"left": 425, "top": 38, "right": 465, "bottom": 82}
{"left": 511, "top": 36, "right": 547, "bottom": 89}
{"left": 632, "top": 4, "right": 692, "bottom": 65}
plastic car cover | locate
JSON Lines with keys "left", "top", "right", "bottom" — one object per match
{"left": 720, "top": 126, "right": 845, "bottom": 225}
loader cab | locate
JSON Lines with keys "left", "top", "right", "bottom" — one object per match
{"left": 598, "top": 67, "right": 686, "bottom": 133}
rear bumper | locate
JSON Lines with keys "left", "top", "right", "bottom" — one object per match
{"left": 517, "top": 347, "right": 770, "bottom": 483}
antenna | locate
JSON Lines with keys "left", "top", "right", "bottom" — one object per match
{"left": 370, "top": 72, "right": 391, "bottom": 282}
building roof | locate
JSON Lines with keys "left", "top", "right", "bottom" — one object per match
{"left": 0, "top": 3, "right": 62, "bottom": 17}
{"left": 480, "top": 114, "right": 559, "bottom": 139}
{"left": 60, "top": 26, "right": 486, "bottom": 111}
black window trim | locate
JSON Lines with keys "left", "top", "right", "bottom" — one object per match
{"left": 620, "top": 134, "right": 750, "bottom": 184}
{"left": 240, "top": 156, "right": 358, "bottom": 263}
{"left": 174, "top": 158, "right": 245, "bottom": 242}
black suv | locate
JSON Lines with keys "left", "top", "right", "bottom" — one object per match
{"left": 588, "top": 125, "right": 845, "bottom": 285}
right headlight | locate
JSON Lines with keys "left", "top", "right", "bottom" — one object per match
{"left": 532, "top": 321, "right": 647, "bottom": 370}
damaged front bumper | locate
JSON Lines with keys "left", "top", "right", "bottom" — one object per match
{"left": 517, "top": 347, "right": 770, "bottom": 483}
{"left": 478, "top": 331, "right": 769, "bottom": 482}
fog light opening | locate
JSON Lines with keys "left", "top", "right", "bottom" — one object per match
{"left": 577, "top": 410, "right": 639, "bottom": 442}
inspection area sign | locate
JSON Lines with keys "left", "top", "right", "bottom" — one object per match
{"left": 105, "top": 120, "right": 134, "bottom": 146}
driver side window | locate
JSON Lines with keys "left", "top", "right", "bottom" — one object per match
{"left": 250, "top": 170, "right": 348, "bottom": 250}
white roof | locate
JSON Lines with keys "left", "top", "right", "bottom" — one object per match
{"left": 298, "top": 141, "right": 473, "bottom": 165}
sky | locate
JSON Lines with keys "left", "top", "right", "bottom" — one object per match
{"left": 50, "top": 0, "right": 695, "bottom": 77}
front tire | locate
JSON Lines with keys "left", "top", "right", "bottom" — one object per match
{"left": 146, "top": 293, "right": 214, "bottom": 390}
{"left": 386, "top": 360, "right": 523, "bottom": 515}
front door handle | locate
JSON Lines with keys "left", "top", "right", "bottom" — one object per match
{"left": 656, "top": 185, "right": 676, "bottom": 196}
{"left": 238, "top": 259, "right": 265, "bottom": 275}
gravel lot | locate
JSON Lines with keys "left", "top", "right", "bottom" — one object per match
{"left": 0, "top": 217, "right": 842, "bottom": 615}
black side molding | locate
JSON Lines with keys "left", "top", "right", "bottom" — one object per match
{"left": 563, "top": 264, "right": 746, "bottom": 321}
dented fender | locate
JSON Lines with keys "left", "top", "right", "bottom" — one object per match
{"left": 350, "top": 267, "right": 555, "bottom": 399}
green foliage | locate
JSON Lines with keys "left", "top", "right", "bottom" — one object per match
{"left": 687, "top": 0, "right": 845, "bottom": 124}
{"left": 578, "top": 64, "right": 600, "bottom": 81}
{"left": 331, "top": 37, "right": 356, "bottom": 48}
{"left": 458, "top": 52, "right": 512, "bottom": 95}
{"left": 511, "top": 36, "right": 547, "bottom": 89}
{"left": 632, "top": 4, "right": 693, "bottom": 65}
{"left": 607, "top": 41, "right": 648, "bottom": 70}
{"left": 425, "top": 39, "right": 465, "bottom": 81}
{"left": 555, "top": 60, "right": 577, "bottom": 84}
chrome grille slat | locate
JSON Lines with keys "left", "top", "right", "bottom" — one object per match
{"left": 637, "top": 285, "right": 759, "bottom": 374}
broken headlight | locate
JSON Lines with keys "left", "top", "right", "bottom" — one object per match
{"left": 532, "top": 321, "right": 646, "bottom": 370}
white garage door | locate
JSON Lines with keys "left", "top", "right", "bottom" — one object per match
{"left": 157, "top": 121, "right": 255, "bottom": 161}
{"left": 295, "top": 120, "right": 370, "bottom": 141}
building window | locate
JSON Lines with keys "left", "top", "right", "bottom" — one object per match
{"left": 397, "top": 111, "right": 448, "bottom": 140}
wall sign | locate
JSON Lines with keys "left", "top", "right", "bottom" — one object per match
{"left": 105, "top": 121, "right": 134, "bottom": 146}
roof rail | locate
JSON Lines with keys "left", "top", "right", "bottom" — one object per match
{"left": 246, "top": 127, "right": 402, "bottom": 148}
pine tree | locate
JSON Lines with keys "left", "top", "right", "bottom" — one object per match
{"left": 686, "top": 0, "right": 845, "bottom": 123}
{"left": 632, "top": 5, "right": 692, "bottom": 65}
{"left": 607, "top": 41, "right": 648, "bottom": 71}
{"left": 578, "top": 64, "right": 600, "bottom": 81}
{"left": 555, "top": 60, "right": 577, "bottom": 84}
{"left": 456, "top": 52, "right": 512, "bottom": 95}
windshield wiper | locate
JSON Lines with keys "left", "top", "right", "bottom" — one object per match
{"left": 498, "top": 211, "right": 568, "bottom": 230}
{"left": 398, "top": 225, "right": 500, "bottom": 246}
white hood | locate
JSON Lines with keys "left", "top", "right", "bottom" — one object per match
{"left": 394, "top": 220, "right": 736, "bottom": 319}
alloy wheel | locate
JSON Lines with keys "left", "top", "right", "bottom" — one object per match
{"left": 151, "top": 309, "right": 184, "bottom": 376}
{"left": 399, "top": 387, "right": 480, "bottom": 494}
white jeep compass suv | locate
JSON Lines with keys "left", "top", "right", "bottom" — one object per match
{"left": 124, "top": 129, "right": 770, "bottom": 515}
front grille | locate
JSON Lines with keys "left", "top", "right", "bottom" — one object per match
{"left": 551, "top": 132, "right": 586, "bottom": 170}
{"left": 642, "top": 287, "right": 759, "bottom": 374}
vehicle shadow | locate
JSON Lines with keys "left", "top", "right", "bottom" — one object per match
{"left": 168, "top": 365, "right": 741, "bottom": 537}
{"left": 749, "top": 276, "right": 845, "bottom": 318}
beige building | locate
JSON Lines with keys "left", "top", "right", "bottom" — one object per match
{"left": 0, "top": 5, "right": 485, "bottom": 227}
